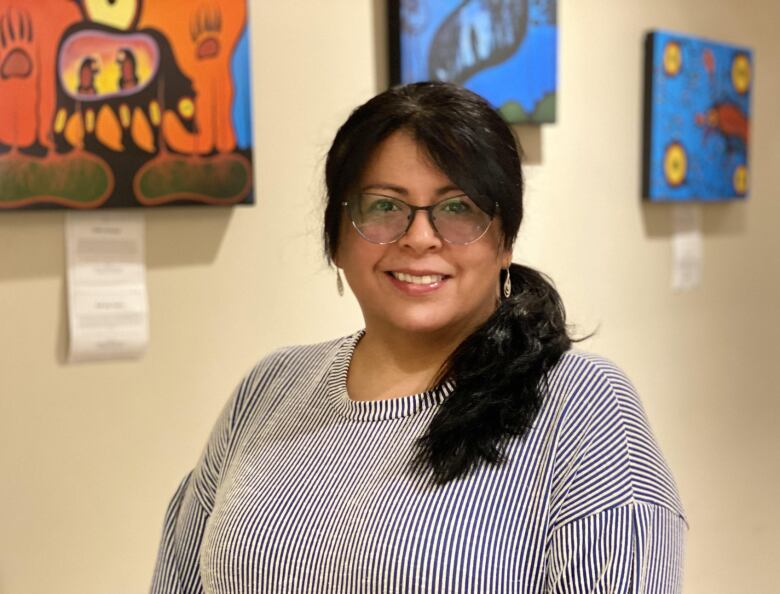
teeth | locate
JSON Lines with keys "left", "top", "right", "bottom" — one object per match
{"left": 392, "top": 272, "right": 444, "bottom": 285}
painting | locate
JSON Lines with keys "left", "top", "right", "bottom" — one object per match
{"left": 643, "top": 30, "right": 752, "bottom": 201}
{"left": 389, "top": 0, "right": 557, "bottom": 124}
{"left": 0, "top": 0, "right": 253, "bottom": 210}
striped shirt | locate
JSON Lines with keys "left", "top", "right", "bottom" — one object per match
{"left": 150, "top": 331, "right": 687, "bottom": 593}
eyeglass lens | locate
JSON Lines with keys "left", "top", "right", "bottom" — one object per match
{"left": 349, "top": 194, "right": 492, "bottom": 245}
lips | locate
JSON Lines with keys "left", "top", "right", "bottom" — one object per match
{"left": 390, "top": 271, "right": 446, "bottom": 285}
{"left": 385, "top": 270, "right": 451, "bottom": 295}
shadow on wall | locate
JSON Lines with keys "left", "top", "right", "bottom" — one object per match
{"left": 0, "top": 208, "right": 234, "bottom": 282}
{"left": 641, "top": 201, "right": 748, "bottom": 239}
{"left": 514, "top": 126, "right": 542, "bottom": 164}
{"left": 0, "top": 206, "right": 235, "bottom": 364}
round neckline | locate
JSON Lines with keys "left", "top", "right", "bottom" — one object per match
{"left": 328, "top": 330, "right": 454, "bottom": 422}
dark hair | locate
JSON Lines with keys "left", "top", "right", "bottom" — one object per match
{"left": 324, "top": 82, "right": 572, "bottom": 484}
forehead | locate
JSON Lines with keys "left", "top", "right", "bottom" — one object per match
{"left": 359, "top": 131, "right": 457, "bottom": 194}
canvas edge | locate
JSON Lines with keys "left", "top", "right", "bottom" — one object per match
{"left": 642, "top": 31, "right": 657, "bottom": 201}
{"left": 387, "top": 0, "right": 402, "bottom": 87}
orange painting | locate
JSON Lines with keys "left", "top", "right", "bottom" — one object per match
{"left": 0, "top": 0, "right": 253, "bottom": 209}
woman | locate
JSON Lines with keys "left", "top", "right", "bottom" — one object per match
{"left": 151, "top": 82, "right": 686, "bottom": 593}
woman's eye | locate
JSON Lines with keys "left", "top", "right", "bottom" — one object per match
{"left": 367, "top": 198, "right": 400, "bottom": 212}
{"left": 440, "top": 198, "right": 472, "bottom": 214}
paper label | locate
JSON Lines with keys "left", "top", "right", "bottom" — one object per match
{"left": 671, "top": 204, "right": 703, "bottom": 292}
{"left": 65, "top": 211, "right": 149, "bottom": 362}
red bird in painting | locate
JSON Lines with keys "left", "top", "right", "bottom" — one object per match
{"left": 696, "top": 101, "right": 749, "bottom": 152}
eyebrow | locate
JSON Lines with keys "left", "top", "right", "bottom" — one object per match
{"left": 360, "top": 183, "right": 462, "bottom": 196}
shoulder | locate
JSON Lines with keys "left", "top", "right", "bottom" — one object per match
{"left": 544, "top": 350, "right": 647, "bottom": 431}
{"left": 546, "top": 349, "right": 635, "bottom": 401}
{"left": 228, "top": 332, "right": 357, "bottom": 428}
{"left": 245, "top": 335, "right": 349, "bottom": 383}
{"left": 186, "top": 333, "right": 359, "bottom": 509}
{"left": 542, "top": 349, "right": 686, "bottom": 525}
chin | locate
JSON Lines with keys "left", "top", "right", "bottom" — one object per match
{"left": 382, "top": 309, "right": 470, "bottom": 337}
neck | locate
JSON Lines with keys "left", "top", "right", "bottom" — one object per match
{"left": 347, "top": 317, "right": 487, "bottom": 402}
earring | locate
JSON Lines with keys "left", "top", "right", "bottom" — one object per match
{"left": 336, "top": 268, "right": 345, "bottom": 297}
{"left": 502, "top": 268, "right": 511, "bottom": 299}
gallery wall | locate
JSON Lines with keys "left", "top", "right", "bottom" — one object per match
{"left": 0, "top": 1, "right": 778, "bottom": 593}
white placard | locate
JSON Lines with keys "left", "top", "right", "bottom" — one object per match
{"left": 671, "top": 204, "right": 703, "bottom": 292}
{"left": 65, "top": 211, "right": 149, "bottom": 362}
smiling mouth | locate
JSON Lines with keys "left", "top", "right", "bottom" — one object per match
{"left": 389, "top": 272, "right": 447, "bottom": 285}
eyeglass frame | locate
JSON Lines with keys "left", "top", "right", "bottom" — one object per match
{"left": 341, "top": 194, "right": 498, "bottom": 246}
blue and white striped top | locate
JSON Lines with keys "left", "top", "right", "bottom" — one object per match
{"left": 151, "top": 332, "right": 687, "bottom": 593}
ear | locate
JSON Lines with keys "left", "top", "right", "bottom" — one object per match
{"left": 500, "top": 246, "right": 513, "bottom": 270}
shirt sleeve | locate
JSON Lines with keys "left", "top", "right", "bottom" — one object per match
{"left": 149, "top": 386, "right": 236, "bottom": 594}
{"left": 149, "top": 473, "right": 209, "bottom": 594}
{"left": 543, "top": 353, "right": 688, "bottom": 593}
{"left": 149, "top": 349, "right": 292, "bottom": 594}
{"left": 545, "top": 502, "right": 687, "bottom": 593}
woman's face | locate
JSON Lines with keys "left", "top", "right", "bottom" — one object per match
{"left": 335, "top": 130, "right": 512, "bottom": 340}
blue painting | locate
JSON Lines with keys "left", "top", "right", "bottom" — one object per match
{"left": 391, "top": 0, "right": 557, "bottom": 124}
{"left": 643, "top": 31, "right": 752, "bottom": 201}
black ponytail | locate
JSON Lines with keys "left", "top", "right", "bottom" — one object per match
{"left": 417, "top": 263, "right": 572, "bottom": 484}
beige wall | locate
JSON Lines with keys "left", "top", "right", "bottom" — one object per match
{"left": 1, "top": 0, "right": 778, "bottom": 592}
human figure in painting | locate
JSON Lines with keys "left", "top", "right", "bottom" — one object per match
{"left": 77, "top": 57, "right": 99, "bottom": 95}
{"left": 53, "top": 1, "right": 197, "bottom": 155}
{"left": 117, "top": 48, "right": 139, "bottom": 90}
{"left": 150, "top": 82, "right": 687, "bottom": 593}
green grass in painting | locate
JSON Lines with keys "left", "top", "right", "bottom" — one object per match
{"left": 0, "top": 156, "right": 109, "bottom": 202}
{"left": 499, "top": 92, "right": 557, "bottom": 124}
{"left": 499, "top": 101, "right": 529, "bottom": 123}
{"left": 138, "top": 156, "right": 250, "bottom": 200}
{"left": 532, "top": 92, "right": 556, "bottom": 122}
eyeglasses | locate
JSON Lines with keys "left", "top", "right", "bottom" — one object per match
{"left": 342, "top": 193, "right": 495, "bottom": 245}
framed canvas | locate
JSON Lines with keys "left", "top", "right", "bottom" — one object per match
{"left": 643, "top": 30, "right": 752, "bottom": 201}
{"left": 0, "top": 0, "right": 253, "bottom": 210}
{"left": 389, "top": 0, "right": 558, "bottom": 124}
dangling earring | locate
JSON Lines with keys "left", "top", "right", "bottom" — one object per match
{"left": 336, "top": 268, "right": 345, "bottom": 297}
{"left": 502, "top": 268, "right": 511, "bottom": 299}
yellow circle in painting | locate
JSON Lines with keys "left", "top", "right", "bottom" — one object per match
{"left": 83, "top": 0, "right": 138, "bottom": 30}
{"left": 731, "top": 54, "right": 751, "bottom": 94}
{"left": 663, "top": 42, "right": 683, "bottom": 76}
{"left": 664, "top": 142, "right": 687, "bottom": 187}
{"left": 178, "top": 98, "right": 195, "bottom": 120}
{"left": 733, "top": 165, "right": 748, "bottom": 194}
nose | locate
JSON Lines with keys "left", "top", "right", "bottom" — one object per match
{"left": 400, "top": 209, "right": 442, "bottom": 252}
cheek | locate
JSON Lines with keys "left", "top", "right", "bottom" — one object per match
{"left": 459, "top": 242, "right": 508, "bottom": 293}
{"left": 337, "top": 226, "right": 386, "bottom": 278}
{"left": 465, "top": 230, "right": 509, "bottom": 272}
